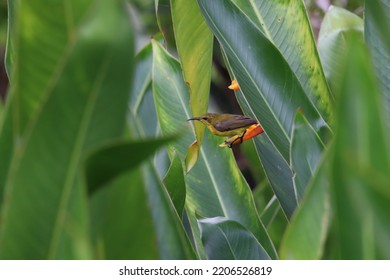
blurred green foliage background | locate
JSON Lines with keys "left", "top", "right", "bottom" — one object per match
{"left": 1, "top": 0, "right": 389, "bottom": 260}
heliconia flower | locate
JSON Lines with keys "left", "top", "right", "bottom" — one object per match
{"left": 228, "top": 79, "right": 240, "bottom": 90}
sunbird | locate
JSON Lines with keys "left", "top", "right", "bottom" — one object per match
{"left": 187, "top": 113, "right": 264, "bottom": 148}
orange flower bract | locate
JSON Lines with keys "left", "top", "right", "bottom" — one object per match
{"left": 228, "top": 79, "right": 240, "bottom": 90}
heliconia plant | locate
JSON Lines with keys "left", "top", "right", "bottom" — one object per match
{"left": 0, "top": 0, "right": 389, "bottom": 260}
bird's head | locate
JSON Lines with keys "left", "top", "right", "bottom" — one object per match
{"left": 187, "top": 113, "right": 218, "bottom": 126}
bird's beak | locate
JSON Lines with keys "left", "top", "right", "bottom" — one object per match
{"left": 187, "top": 117, "right": 201, "bottom": 121}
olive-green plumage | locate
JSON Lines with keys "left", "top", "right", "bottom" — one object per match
{"left": 187, "top": 113, "right": 257, "bottom": 137}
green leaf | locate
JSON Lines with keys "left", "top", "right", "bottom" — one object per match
{"left": 128, "top": 39, "right": 171, "bottom": 181}
{"left": 197, "top": 0, "right": 330, "bottom": 162}
{"left": 198, "top": 217, "right": 271, "bottom": 260}
{"left": 222, "top": 50, "right": 296, "bottom": 218}
{"left": 90, "top": 169, "right": 159, "bottom": 259}
{"left": 184, "top": 140, "right": 199, "bottom": 174}
{"left": 318, "top": 6, "right": 364, "bottom": 95}
{"left": 259, "top": 199, "right": 288, "bottom": 250}
{"left": 152, "top": 40, "right": 277, "bottom": 259}
{"left": 279, "top": 158, "right": 331, "bottom": 260}
{"left": 171, "top": 0, "right": 213, "bottom": 170}
{"left": 232, "top": 0, "right": 333, "bottom": 122}
{"left": 240, "top": 134, "right": 264, "bottom": 183}
{"left": 125, "top": 44, "right": 196, "bottom": 259}
{"left": 365, "top": 0, "right": 390, "bottom": 125}
{"left": 0, "top": 0, "right": 93, "bottom": 199}
{"left": 163, "top": 151, "right": 186, "bottom": 216}
{"left": 290, "top": 111, "right": 325, "bottom": 201}
{"left": 365, "top": 0, "right": 390, "bottom": 53}
{"left": 0, "top": 0, "right": 133, "bottom": 259}
{"left": 85, "top": 137, "right": 175, "bottom": 194}
{"left": 142, "top": 162, "right": 197, "bottom": 259}
{"left": 260, "top": 196, "right": 281, "bottom": 228}
{"left": 155, "top": 0, "right": 175, "bottom": 49}
{"left": 253, "top": 135, "right": 296, "bottom": 218}
{"left": 4, "top": 0, "right": 14, "bottom": 80}
{"left": 129, "top": 42, "right": 158, "bottom": 138}
{"left": 330, "top": 34, "right": 390, "bottom": 259}
{"left": 90, "top": 161, "right": 196, "bottom": 260}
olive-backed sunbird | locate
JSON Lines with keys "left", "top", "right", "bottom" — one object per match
{"left": 187, "top": 113, "right": 263, "bottom": 147}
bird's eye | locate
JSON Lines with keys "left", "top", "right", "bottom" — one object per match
{"left": 202, "top": 117, "right": 208, "bottom": 120}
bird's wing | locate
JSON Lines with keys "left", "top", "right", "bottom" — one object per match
{"left": 214, "top": 115, "right": 257, "bottom": 132}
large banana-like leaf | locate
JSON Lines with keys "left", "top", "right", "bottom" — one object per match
{"left": 127, "top": 42, "right": 195, "bottom": 259}
{"left": 232, "top": 0, "right": 333, "bottom": 122}
{"left": 290, "top": 111, "right": 325, "bottom": 201}
{"left": 198, "top": 217, "right": 271, "bottom": 260}
{"left": 171, "top": 0, "right": 213, "bottom": 172}
{"left": 365, "top": 0, "right": 390, "bottom": 126}
{"left": 163, "top": 151, "right": 186, "bottom": 217}
{"left": 197, "top": 0, "right": 330, "bottom": 163}
{"left": 221, "top": 50, "right": 296, "bottom": 218}
{"left": 0, "top": 0, "right": 93, "bottom": 199}
{"left": 259, "top": 196, "right": 281, "bottom": 228}
{"left": 85, "top": 137, "right": 175, "bottom": 194}
{"left": 152, "top": 40, "right": 277, "bottom": 259}
{"left": 279, "top": 158, "right": 330, "bottom": 259}
{"left": 89, "top": 160, "right": 196, "bottom": 260}
{"left": 329, "top": 35, "right": 390, "bottom": 259}
{"left": 129, "top": 41, "right": 158, "bottom": 138}
{"left": 89, "top": 169, "right": 159, "bottom": 259}
{"left": 318, "top": 6, "right": 364, "bottom": 95}
{"left": 128, "top": 40, "right": 171, "bottom": 180}
{"left": 236, "top": 92, "right": 296, "bottom": 218}
{"left": 142, "top": 161, "right": 197, "bottom": 259}
{"left": 0, "top": 0, "right": 133, "bottom": 259}
{"left": 155, "top": 0, "right": 175, "bottom": 49}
